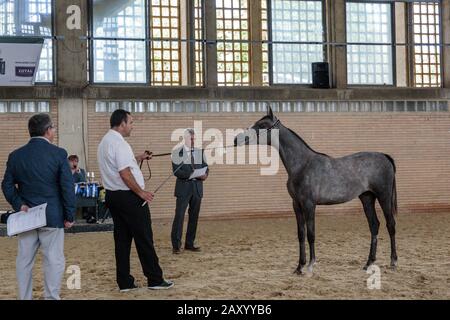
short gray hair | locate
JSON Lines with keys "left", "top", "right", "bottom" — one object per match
{"left": 28, "top": 113, "right": 52, "bottom": 137}
{"left": 184, "top": 128, "right": 195, "bottom": 136}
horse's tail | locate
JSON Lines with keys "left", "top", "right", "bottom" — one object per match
{"left": 384, "top": 154, "right": 397, "bottom": 216}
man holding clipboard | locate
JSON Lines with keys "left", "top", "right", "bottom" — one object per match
{"left": 1, "top": 114, "right": 75, "bottom": 300}
{"left": 171, "top": 128, "right": 209, "bottom": 254}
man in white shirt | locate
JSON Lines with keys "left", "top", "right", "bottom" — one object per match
{"left": 97, "top": 109, "right": 173, "bottom": 291}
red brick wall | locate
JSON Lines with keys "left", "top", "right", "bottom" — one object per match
{"left": 0, "top": 102, "right": 58, "bottom": 210}
{"left": 86, "top": 102, "right": 450, "bottom": 219}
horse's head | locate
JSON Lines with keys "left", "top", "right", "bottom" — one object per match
{"left": 234, "top": 106, "right": 279, "bottom": 146}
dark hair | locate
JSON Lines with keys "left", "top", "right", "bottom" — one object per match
{"left": 68, "top": 155, "right": 79, "bottom": 161}
{"left": 110, "top": 109, "right": 131, "bottom": 128}
{"left": 28, "top": 113, "right": 53, "bottom": 137}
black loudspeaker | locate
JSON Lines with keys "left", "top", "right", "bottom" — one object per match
{"left": 312, "top": 62, "right": 330, "bottom": 88}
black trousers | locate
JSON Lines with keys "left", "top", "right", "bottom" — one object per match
{"left": 171, "top": 191, "right": 202, "bottom": 249}
{"left": 106, "top": 190, "right": 163, "bottom": 289}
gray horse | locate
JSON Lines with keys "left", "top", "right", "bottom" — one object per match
{"left": 234, "top": 107, "right": 398, "bottom": 274}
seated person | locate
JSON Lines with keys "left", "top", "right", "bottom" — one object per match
{"left": 68, "top": 154, "right": 86, "bottom": 183}
{"left": 68, "top": 155, "right": 97, "bottom": 224}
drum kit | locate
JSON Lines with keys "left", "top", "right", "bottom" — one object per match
{"left": 75, "top": 172, "right": 99, "bottom": 198}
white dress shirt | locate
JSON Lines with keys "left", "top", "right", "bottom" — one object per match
{"left": 183, "top": 145, "right": 198, "bottom": 164}
{"left": 31, "top": 136, "right": 50, "bottom": 143}
{"left": 97, "top": 129, "right": 145, "bottom": 191}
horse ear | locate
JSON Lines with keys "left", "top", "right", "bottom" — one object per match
{"left": 267, "top": 105, "right": 274, "bottom": 119}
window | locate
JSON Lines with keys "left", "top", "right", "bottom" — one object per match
{"left": 346, "top": 1, "right": 393, "bottom": 85}
{"left": 0, "top": 0, "right": 54, "bottom": 82}
{"left": 92, "top": 0, "right": 146, "bottom": 83}
{"left": 194, "top": 0, "right": 204, "bottom": 86}
{"left": 150, "top": 0, "right": 181, "bottom": 86}
{"left": 216, "top": 0, "right": 250, "bottom": 86}
{"left": 261, "top": 0, "right": 269, "bottom": 85}
{"left": 270, "top": 0, "right": 324, "bottom": 84}
{"left": 411, "top": 2, "right": 441, "bottom": 87}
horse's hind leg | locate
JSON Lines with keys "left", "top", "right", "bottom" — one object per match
{"left": 359, "top": 192, "right": 380, "bottom": 270}
{"left": 293, "top": 201, "right": 306, "bottom": 275}
{"left": 378, "top": 195, "right": 398, "bottom": 269}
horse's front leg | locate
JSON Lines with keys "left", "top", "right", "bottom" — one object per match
{"left": 293, "top": 201, "right": 306, "bottom": 275}
{"left": 303, "top": 201, "right": 316, "bottom": 273}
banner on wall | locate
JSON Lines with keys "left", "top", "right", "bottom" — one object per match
{"left": 0, "top": 37, "right": 44, "bottom": 86}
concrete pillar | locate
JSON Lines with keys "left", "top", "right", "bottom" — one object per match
{"left": 395, "top": 2, "right": 407, "bottom": 87}
{"left": 250, "top": 0, "right": 263, "bottom": 86}
{"left": 55, "top": 1, "right": 88, "bottom": 165}
{"left": 442, "top": 0, "right": 450, "bottom": 88}
{"left": 328, "top": 0, "right": 347, "bottom": 88}
{"left": 204, "top": 0, "right": 218, "bottom": 86}
{"left": 55, "top": 0, "right": 88, "bottom": 87}
{"left": 58, "top": 99, "right": 89, "bottom": 171}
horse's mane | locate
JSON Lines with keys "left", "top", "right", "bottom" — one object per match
{"left": 286, "top": 127, "right": 329, "bottom": 157}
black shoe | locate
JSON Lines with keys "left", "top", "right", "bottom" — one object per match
{"left": 172, "top": 248, "right": 181, "bottom": 254}
{"left": 148, "top": 280, "right": 174, "bottom": 290}
{"left": 184, "top": 246, "right": 201, "bottom": 252}
{"left": 86, "top": 216, "right": 97, "bottom": 224}
{"left": 119, "top": 283, "right": 138, "bottom": 293}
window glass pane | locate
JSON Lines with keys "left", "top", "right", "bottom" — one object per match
{"left": 9, "top": 101, "right": 22, "bottom": 112}
{"left": 0, "top": 0, "right": 54, "bottom": 83}
{"left": 271, "top": 0, "right": 324, "bottom": 84}
{"left": 411, "top": 2, "right": 441, "bottom": 87}
{"left": 93, "top": 39, "right": 146, "bottom": 83}
{"left": 122, "top": 101, "right": 133, "bottom": 111}
{"left": 346, "top": 2, "right": 393, "bottom": 85}
{"left": 216, "top": 0, "right": 250, "bottom": 86}
{"left": 135, "top": 101, "right": 146, "bottom": 112}
{"left": 261, "top": 0, "right": 269, "bottom": 85}
{"left": 93, "top": 0, "right": 145, "bottom": 38}
{"left": 92, "top": 0, "right": 146, "bottom": 83}
{"left": 36, "top": 39, "right": 53, "bottom": 82}
{"left": 95, "top": 101, "right": 107, "bottom": 112}
{"left": 194, "top": 0, "right": 204, "bottom": 86}
{"left": 109, "top": 101, "right": 120, "bottom": 111}
{"left": 160, "top": 101, "right": 171, "bottom": 112}
{"left": 23, "top": 101, "right": 36, "bottom": 112}
{"left": 37, "top": 101, "right": 50, "bottom": 112}
{"left": 147, "top": 101, "right": 157, "bottom": 112}
{"left": 150, "top": 0, "right": 181, "bottom": 86}
{"left": 0, "top": 101, "right": 7, "bottom": 112}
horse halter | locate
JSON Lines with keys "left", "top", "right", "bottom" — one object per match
{"left": 268, "top": 118, "right": 281, "bottom": 131}
{"left": 255, "top": 118, "right": 281, "bottom": 137}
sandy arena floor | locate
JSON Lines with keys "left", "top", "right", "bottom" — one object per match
{"left": 0, "top": 212, "right": 449, "bottom": 300}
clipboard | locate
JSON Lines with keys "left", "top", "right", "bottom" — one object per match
{"left": 189, "top": 167, "right": 208, "bottom": 180}
{"left": 7, "top": 203, "right": 47, "bottom": 237}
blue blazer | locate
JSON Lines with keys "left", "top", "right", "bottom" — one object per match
{"left": 1, "top": 138, "right": 76, "bottom": 228}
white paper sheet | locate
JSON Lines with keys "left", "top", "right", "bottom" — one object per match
{"left": 189, "top": 167, "right": 208, "bottom": 180}
{"left": 7, "top": 203, "right": 47, "bottom": 237}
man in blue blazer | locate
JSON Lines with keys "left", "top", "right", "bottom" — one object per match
{"left": 1, "top": 113, "right": 75, "bottom": 300}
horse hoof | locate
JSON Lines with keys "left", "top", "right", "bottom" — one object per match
{"left": 390, "top": 260, "right": 398, "bottom": 271}
{"left": 293, "top": 268, "right": 303, "bottom": 275}
{"left": 363, "top": 260, "right": 375, "bottom": 270}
